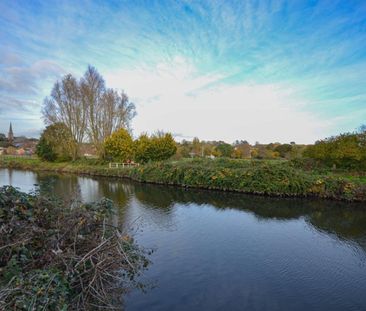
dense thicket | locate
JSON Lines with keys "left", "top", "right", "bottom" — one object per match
{"left": 304, "top": 128, "right": 366, "bottom": 169}
{"left": 0, "top": 186, "right": 149, "bottom": 310}
{"left": 128, "top": 158, "right": 366, "bottom": 201}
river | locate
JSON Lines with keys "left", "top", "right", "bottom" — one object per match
{"left": 1, "top": 168, "right": 366, "bottom": 311}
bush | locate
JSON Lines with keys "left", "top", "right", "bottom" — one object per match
{"left": 104, "top": 128, "right": 135, "bottom": 162}
{"left": 215, "top": 143, "right": 234, "bottom": 158}
{"left": 36, "top": 136, "right": 57, "bottom": 161}
{"left": 304, "top": 130, "right": 366, "bottom": 170}
{"left": 0, "top": 186, "right": 150, "bottom": 310}
{"left": 135, "top": 132, "right": 177, "bottom": 163}
{"left": 36, "top": 123, "right": 74, "bottom": 162}
{"left": 128, "top": 158, "right": 366, "bottom": 201}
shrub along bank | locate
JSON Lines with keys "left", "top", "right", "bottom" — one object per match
{"left": 1, "top": 157, "right": 365, "bottom": 202}
{"left": 128, "top": 159, "right": 366, "bottom": 202}
{"left": 0, "top": 185, "right": 149, "bottom": 310}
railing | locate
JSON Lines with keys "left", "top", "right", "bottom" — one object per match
{"left": 108, "top": 162, "right": 140, "bottom": 169}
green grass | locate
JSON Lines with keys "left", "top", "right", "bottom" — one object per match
{"left": 1, "top": 156, "right": 365, "bottom": 202}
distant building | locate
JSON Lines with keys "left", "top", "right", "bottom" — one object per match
{"left": 17, "top": 148, "right": 25, "bottom": 156}
{"left": 1, "top": 122, "right": 38, "bottom": 155}
{"left": 8, "top": 122, "right": 14, "bottom": 145}
{"left": 80, "top": 144, "right": 98, "bottom": 158}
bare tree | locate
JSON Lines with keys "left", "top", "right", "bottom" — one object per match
{"left": 42, "top": 66, "right": 136, "bottom": 159}
{"left": 80, "top": 66, "right": 105, "bottom": 156}
{"left": 101, "top": 88, "right": 136, "bottom": 135}
{"left": 81, "top": 66, "right": 135, "bottom": 157}
{"left": 42, "top": 74, "right": 87, "bottom": 160}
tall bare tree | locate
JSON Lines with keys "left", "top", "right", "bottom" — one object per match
{"left": 81, "top": 66, "right": 135, "bottom": 157}
{"left": 80, "top": 66, "right": 105, "bottom": 154}
{"left": 42, "top": 66, "right": 136, "bottom": 159}
{"left": 42, "top": 74, "right": 87, "bottom": 160}
{"left": 100, "top": 88, "right": 136, "bottom": 137}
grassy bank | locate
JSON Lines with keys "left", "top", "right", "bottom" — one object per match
{"left": 1, "top": 156, "right": 366, "bottom": 202}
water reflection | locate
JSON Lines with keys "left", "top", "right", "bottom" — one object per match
{"left": 132, "top": 182, "right": 366, "bottom": 251}
{"left": 1, "top": 169, "right": 366, "bottom": 311}
{"left": 1, "top": 168, "right": 366, "bottom": 252}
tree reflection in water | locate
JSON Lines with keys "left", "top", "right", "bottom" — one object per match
{"left": 2, "top": 168, "right": 366, "bottom": 253}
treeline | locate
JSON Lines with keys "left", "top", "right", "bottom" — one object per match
{"left": 304, "top": 126, "right": 366, "bottom": 170}
{"left": 37, "top": 125, "right": 177, "bottom": 163}
{"left": 36, "top": 65, "right": 178, "bottom": 164}
{"left": 175, "top": 138, "right": 306, "bottom": 160}
{"left": 34, "top": 66, "right": 365, "bottom": 170}
{"left": 104, "top": 129, "right": 177, "bottom": 163}
{"left": 175, "top": 126, "right": 366, "bottom": 170}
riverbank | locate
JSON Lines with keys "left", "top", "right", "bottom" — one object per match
{"left": 1, "top": 156, "right": 365, "bottom": 202}
{"left": 0, "top": 185, "right": 149, "bottom": 309}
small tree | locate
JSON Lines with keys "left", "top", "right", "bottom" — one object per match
{"left": 104, "top": 128, "right": 134, "bottom": 162}
{"left": 135, "top": 134, "right": 152, "bottom": 164}
{"left": 215, "top": 143, "right": 234, "bottom": 158}
{"left": 231, "top": 148, "right": 243, "bottom": 159}
{"left": 134, "top": 132, "right": 177, "bottom": 163}
{"left": 149, "top": 132, "right": 177, "bottom": 161}
{"left": 36, "top": 123, "right": 73, "bottom": 161}
{"left": 36, "top": 136, "right": 57, "bottom": 161}
{"left": 274, "top": 144, "right": 292, "bottom": 158}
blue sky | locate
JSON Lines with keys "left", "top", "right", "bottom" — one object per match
{"left": 0, "top": 0, "right": 365, "bottom": 143}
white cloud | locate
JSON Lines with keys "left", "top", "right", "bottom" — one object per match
{"left": 104, "top": 58, "right": 331, "bottom": 144}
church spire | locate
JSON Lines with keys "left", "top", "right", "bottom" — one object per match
{"left": 8, "top": 122, "right": 14, "bottom": 144}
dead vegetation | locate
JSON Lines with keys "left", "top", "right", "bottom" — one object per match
{"left": 0, "top": 186, "right": 150, "bottom": 310}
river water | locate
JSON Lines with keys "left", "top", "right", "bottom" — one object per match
{"left": 1, "top": 168, "right": 366, "bottom": 311}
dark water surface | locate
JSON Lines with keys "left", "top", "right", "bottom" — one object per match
{"left": 1, "top": 168, "right": 366, "bottom": 311}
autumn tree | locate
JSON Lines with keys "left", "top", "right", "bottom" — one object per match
{"left": 304, "top": 127, "right": 366, "bottom": 169}
{"left": 233, "top": 140, "right": 251, "bottom": 158}
{"left": 104, "top": 128, "right": 135, "bottom": 162}
{"left": 149, "top": 132, "right": 177, "bottom": 161}
{"left": 135, "top": 133, "right": 152, "bottom": 163}
{"left": 231, "top": 148, "right": 243, "bottom": 158}
{"left": 134, "top": 132, "right": 177, "bottom": 163}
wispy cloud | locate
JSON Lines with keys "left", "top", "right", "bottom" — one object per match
{"left": 0, "top": 0, "right": 365, "bottom": 140}
{"left": 0, "top": 59, "right": 64, "bottom": 95}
